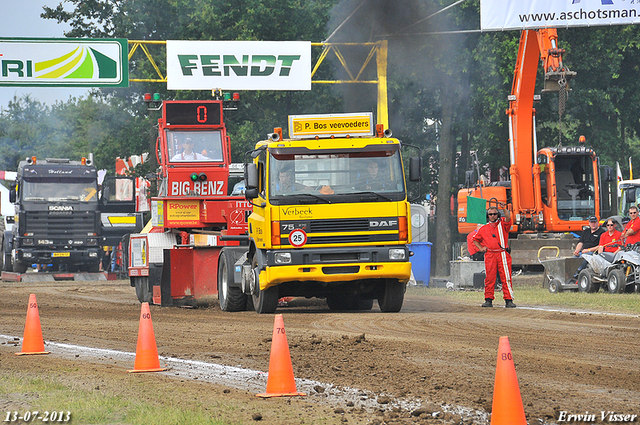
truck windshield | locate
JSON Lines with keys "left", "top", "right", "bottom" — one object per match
{"left": 620, "top": 184, "right": 640, "bottom": 215}
{"left": 269, "top": 150, "right": 405, "bottom": 203}
{"left": 553, "top": 154, "right": 596, "bottom": 220}
{"left": 166, "top": 130, "right": 224, "bottom": 162}
{"left": 22, "top": 179, "right": 98, "bottom": 202}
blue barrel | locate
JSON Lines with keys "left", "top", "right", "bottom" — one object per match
{"left": 408, "top": 242, "right": 432, "bottom": 286}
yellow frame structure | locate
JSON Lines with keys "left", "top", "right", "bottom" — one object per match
{"left": 127, "top": 40, "right": 389, "bottom": 128}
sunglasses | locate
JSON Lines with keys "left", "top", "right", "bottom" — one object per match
{"left": 630, "top": 212, "right": 638, "bottom": 215}
{"left": 606, "top": 224, "right": 615, "bottom": 227}
{"left": 487, "top": 213, "right": 499, "bottom": 216}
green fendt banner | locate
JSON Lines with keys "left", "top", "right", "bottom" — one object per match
{"left": 0, "top": 38, "right": 128, "bottom": 87}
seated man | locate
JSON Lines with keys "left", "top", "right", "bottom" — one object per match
{"left": 171, "top": 138, "right": 209, "bottom": 161}
{"left": 572, "top": 216, "right": 604, "bottom": 278}
{"left": 356, "top": 160, "right": 388, "bottom": 190}
{"left": 274, "top": 166, "right": 306, "bottom": 193}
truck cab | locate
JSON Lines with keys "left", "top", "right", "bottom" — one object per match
{"left": 239, "top": 113, "right": 420, "bottom": 313}
{"left": 6, "top": 157, "right": 101, "bottom": 273}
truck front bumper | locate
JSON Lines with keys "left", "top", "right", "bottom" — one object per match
{"left": 257, "top": 245, "right": 412, "bottom": 289}
{"left": 18, "top": 248, "right": 101, "bottom": 265}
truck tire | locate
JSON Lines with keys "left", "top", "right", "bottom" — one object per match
{"left": 378, "top": 279, "right": 406, "bottom": 312}
{"left": 250, "top": 254, "right": 278, "bottom": 314}
{"left": 86, "top": 263, "right": 100, "bottom": 273}
{"left": 577, "top": 269, "right": 598, "bottom": 293}
{"left": 133, "top": 276, "right": 152, "bottom": 303}
{"left": 218, "top": 249, "right": 247, "bottom": 312}
{"left": 12, "top": 260, "right": 27, "bottom": 274}
{"left": 3, "top": 232, "right": 11, "bottom": 272}
{"left": 606, "top": 269, "right": 626, "bottom": 294}
{"left": 327, "top": 294, "right": 374, "bottom": 311}
{"left": 326, "top": 294, "right": 353, "bottom": 311}
{"left": 252, "top": 284, "right": 278, "bottom": 314}
{"left": 354, "top": 297, "right": 374, "bottom": 311}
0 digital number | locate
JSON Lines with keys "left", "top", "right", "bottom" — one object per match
{"left": 4, "top": 411, "right": 71, "bottom": 422}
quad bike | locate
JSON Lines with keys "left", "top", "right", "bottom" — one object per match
{"left": 577, "top": 244, "right": 640, "bottom": 294}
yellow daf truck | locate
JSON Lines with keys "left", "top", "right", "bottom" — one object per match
{"left": 219, "top": 113, "right": 421, "bottom": 314}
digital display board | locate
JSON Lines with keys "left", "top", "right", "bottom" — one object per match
{"left": 164, "top": 102, "right": 222, "bottom": 126}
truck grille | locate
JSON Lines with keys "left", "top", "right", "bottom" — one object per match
{"left": 280, "top": 217, "right": 400, "bottom": 246}
{"left": 25, "top": 211, "right": 97, "bottom": 237}
{"left": 309, "top": 218, "right": 370, "bottom": 233}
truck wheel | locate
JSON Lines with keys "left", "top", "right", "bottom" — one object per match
{"left": 11, "top": 252, "right": 28, "bottom": 274}
{"left": 252, "top": 284, "right": 278, "bottom": 314}
{"left": 327, "top": 294, "right": 374, "bottom": 311}
{"left": 133, "top": 276, "right": 152, "bottom": 303}
{"left": 86, "top": 263, "right": 100, "bottom": 273}
{"left": 606, "top": 269, "right": 626, "bottom": 294}
{"left": 249, "top": 254, "right": 278, "bottom": 314}
{"left": 326, "top": 294, "right": 353, "bottom": 311}
{"left": 548, "top": 278, "right": 563, "bottom": 293}
{"left": 218, "top": 249, "right": 247, "bottom": 312}
{"left": 354, "top": 296, "right": 374, "bottom": 311}
{"left": 378, "top": 279, "right": 406, "bottom": 312}
{"left": 577, "top": 269, "right": 598, "bottom": 293}
{"left": 2, "top": 247, "right": 10, "bottom": 272}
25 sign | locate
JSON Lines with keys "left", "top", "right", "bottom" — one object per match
{"left": 288, "top": 229, "right": 307, "bottom": 248}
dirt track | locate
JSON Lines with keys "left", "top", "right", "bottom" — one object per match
{"left": 1, "top": 276, "right": 639, "bottom": 424}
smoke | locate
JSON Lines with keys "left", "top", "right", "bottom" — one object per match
{"left": 325, "top": 0, "right": 458, "bottom": 132}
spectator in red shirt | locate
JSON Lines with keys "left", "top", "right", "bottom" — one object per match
{"left": 598, "top": 219, "right": 622, "bottom": 254}
{"left": 622, "top": 206, "right": 640, "bottom": 246}
{"left": 472, "top": 204, "right": 516, "bottom": 308}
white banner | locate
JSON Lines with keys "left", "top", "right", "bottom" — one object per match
{"left": 166, "top": 41, "right": 311, "bottom": 91}
{"left": 481, "top": 0, "right": 640, "bottom": 31}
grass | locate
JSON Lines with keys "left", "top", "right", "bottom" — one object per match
{"left": 0, "top": 373, "right": 236, "bottom": 425}
{"left": 407, "top": 283, "right": 640, "bottom": 314}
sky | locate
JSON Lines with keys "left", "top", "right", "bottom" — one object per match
{"left": 0, "top": 0, "right": 90, "bottom": 109}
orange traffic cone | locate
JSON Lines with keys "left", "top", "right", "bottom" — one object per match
{"left": 16, "top": 294, "right": 49, "bottom": 356}
{"left": 490, "top": 336, "right": 527, "bottom": 425}
{"left": 128, "top": 302, "right": 166, "bottom": 373}
{"left": 257, "top": 314, "right": 306, "bottom": 398}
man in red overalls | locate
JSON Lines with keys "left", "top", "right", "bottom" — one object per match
{"left": 472, "top": 204, "right": 516, "bottom": 308}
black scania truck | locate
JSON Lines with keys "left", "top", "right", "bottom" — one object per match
{"left": 5, "top": 157, "right": 102, "bottom": 273}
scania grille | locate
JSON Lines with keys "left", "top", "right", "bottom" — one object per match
{"left": 25, "top": 212, "right": 96, "bottom": 236}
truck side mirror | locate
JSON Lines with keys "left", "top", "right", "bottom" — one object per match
{"left": 409, "top": 157, "right": 422, "bottom": 182}
{"left": 244, "top": 163, "right": 259, "bottom": 199}
{"left": 245, "top": 163, "right": 258, "bottom": 189}
{"left": 9, "top": 187, "right": 16, "bottom": 204}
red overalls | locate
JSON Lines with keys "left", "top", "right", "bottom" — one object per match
{"left": 473, "top": 218, "right": 514, "bottom": 301}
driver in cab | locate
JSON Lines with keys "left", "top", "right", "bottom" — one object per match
{"left": 172, "top": 138, "right": 209, "bottom": 161}
{"left": 274, "top": 166, "right": 307, "bottom": 194}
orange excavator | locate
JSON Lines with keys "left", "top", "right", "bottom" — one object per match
{"left": 458, "top": 29, "right": 611, "bottom": 265}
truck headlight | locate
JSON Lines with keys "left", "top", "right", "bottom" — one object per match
{"left": 275, "top": 252, "right": 292, "bottom": 264}
{"left": 23, "top": 252, "right": 33, "bottom": 258}
{"left": 23, "top": 238, "right": 34, "bottom": 246}
{"left": 389, "top": 248, "right": 406, "bottom": 260}
{"left": 89, "top": 252, "right": 98, "bottom": 258}
{"left": 87, "top": 238, "right": 98, "bottom": 245}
